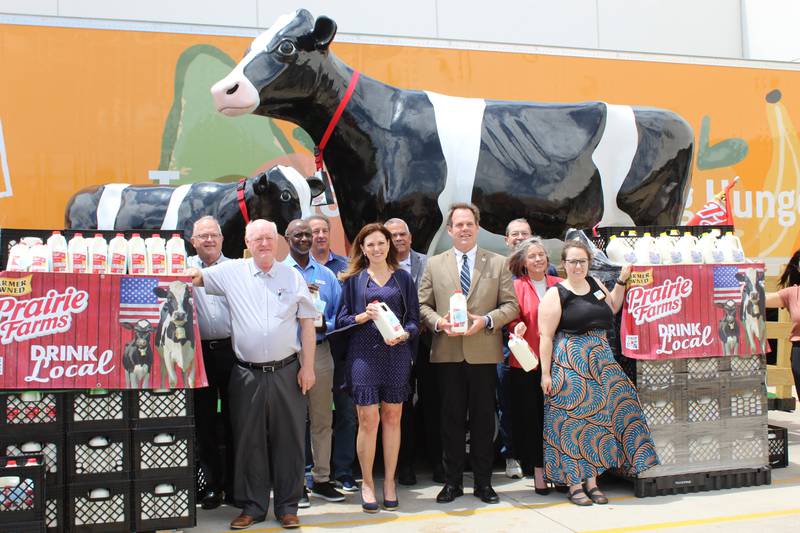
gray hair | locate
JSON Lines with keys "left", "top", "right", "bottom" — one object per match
{"left": 192, "top": 215, "right": 222, "bottom": 235}
{"left": 305, "top": 214, "right": 331, "bottom": 229}
{"left": 384, "top": 218, "right": 410, "bottom": 232}
{"left": 245, "top": 219, "right": 278, "bottom": 238}
{"left": 507, "top": 236, "right": 548, "bottom": 278}
{"left": 505, "top": 218, "right": 531, "bottom": 236}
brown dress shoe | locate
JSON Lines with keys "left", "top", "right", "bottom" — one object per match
{"left": 279, "top": 514, "right": 301, "bottom": 529}
{"left": 230, "top": 512, "right": 264, "bottom": 529}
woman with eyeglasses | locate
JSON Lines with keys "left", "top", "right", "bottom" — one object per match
{"left": 537, "top": 240, "right": 658, "bottom": 506}
{"left": 506, "top": 237, "right": 562, "bottom": 495}
{"left": 765, "top": 251, "right": 800, "bottom": 401}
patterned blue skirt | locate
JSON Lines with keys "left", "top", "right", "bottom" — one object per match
{"left": 543, "top": 329, "right": 658, "bottom": 485}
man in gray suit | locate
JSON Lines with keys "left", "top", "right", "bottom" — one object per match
{"left": 385, "top": 218, "right": 442, "bottom": 486}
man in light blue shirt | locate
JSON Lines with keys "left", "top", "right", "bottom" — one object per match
{"left": 283, "top": 219, "right": 344, "bottom": 505}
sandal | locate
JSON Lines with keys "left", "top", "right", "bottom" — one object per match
{"left": 585, "top": 486, "right": 608, "bottom": 505}
{"left": 567, "top": 488, "right": 593, "bottom": 506}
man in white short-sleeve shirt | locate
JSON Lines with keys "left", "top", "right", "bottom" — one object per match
{"left": 187, "top": 219, "right": 316, "bottom": 530}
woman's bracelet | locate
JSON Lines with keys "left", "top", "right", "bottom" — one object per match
{"left": 615, "top": 278, "right": 626, "bottom": 286}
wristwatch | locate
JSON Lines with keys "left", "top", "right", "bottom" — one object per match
{"left": 615, "top": 278, "right": 626, "bottom": 286}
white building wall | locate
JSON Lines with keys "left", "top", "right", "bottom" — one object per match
{"left": 0, "top": 0, "right": 792, "bottom": 62}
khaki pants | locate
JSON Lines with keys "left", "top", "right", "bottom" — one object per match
{"left": 308, "top": 340, "right": 334, "bottom": 482}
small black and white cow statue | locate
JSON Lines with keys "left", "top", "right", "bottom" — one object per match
{"left": 715, "top": 299, "right": 740, "bottom": 356}
{"left": 736, "top": 269, "right": 767, "bottom": 354}
{"left": 65, "top": 165, "right": 324, "bottom": 258}
{"left": 120, "top": 319, "right": 156, "bottom": 389}
{"left": 154, "top": 280, "right": 196, "bottom": 388}
{"left": 211, "top": 9, "right": 694, "bottom": 253}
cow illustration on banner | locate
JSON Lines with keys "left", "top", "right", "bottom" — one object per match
{"left": 0, "top": 271, "right": 207, "bottom": 389}
{"left": 621, "top": 264, "right": 766, "bottom": 359}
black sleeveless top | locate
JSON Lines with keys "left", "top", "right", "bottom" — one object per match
{"left": 556, "top": 277, "right": 613, "bottom": 334}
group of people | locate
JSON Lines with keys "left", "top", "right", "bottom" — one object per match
{"left": 185, "top": 203, "right": 659, "bottom": 530}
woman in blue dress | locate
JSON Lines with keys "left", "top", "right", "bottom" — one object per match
{"left": 336, "top": 223, "right": 419, "bottom": 513}
{"left": 538, "top": 240, "right": 657, "bottom": 506}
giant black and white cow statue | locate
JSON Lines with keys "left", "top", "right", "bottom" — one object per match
{"left": 211, "top": 9, "right": 694, "bottom": 253}
{"left": 65, "top": 165, "right": 323, "bottom": 258}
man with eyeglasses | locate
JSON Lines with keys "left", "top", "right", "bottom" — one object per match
{"left": 188, "top": 216, "right": 235, "bottom": 510}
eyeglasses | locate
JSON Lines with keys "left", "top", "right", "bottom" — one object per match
{"left": 193, "top": 233, "right": 221, "bottom": 241}
{"left": 564, "top": 259, "right": 589, "bottom": 267}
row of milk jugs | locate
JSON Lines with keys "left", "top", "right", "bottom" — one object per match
{"left": 606, "top": 230, "right": 745, "bottom": 265}
{"left": 6, "top": 231, "right": 188, "bottom": 275}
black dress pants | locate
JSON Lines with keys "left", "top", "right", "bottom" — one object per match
{"left": 508, "top": 365, "right": 544, "bottom": 474}
{"left": 438, "top": 361, "right": 496, "bottom": 488}
{"left": 195, "top": 338, "right": 236, "bottom": 494}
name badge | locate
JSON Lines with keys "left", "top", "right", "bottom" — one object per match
{"left": 593, "top": 289, "right": 605, "bottom": 301}
{"left": 314, "top": 279, "right": 326, "bottom": 286}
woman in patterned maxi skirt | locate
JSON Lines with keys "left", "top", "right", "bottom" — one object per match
{"left": 538, "top": 240, "right": 658, "bottom": 506}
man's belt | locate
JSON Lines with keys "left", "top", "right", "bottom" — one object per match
{"left": 236, "top": 354, "right": 298, "bottom": 373}
{"left": 202, "top": 337, "right": 232, "bottom": 350}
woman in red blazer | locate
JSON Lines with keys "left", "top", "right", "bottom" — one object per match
{"left": 507, "top": 237, "right": 562, "bottom": 495}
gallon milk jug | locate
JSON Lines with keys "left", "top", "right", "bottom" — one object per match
{"left": 28, "top": 243, "right": 51, "bottom": 272}
{"left": 108, "top": 233, "right": 128, "bottom": 275}
{"left": 128, "top": 233, "right": 147, "bottom": 275}
{"left": 146, "top": 234, "right": 167, "bottom": 275}
{"left": 6, "top": 242, "right": 31, "bottom": 271}
{"left": 508, "top": 334, "right": 539, "bottom": 372}
{"left": 166, "top": 234, "right": 187, "bottom": 275}
{"left": 655, "top": 232, "right": 680, "bottom": 264}
{"left": 606, "top": 235, "right": 635, "bottom": 265}
{"left": 90, "top": 234, "right": 108, "bottom": 274}
{"left": 450, "top": 290, "right": 468, "bottom": 334}
{"left": 67, "top": 233, "right": 88, "bottom": 273}
{"left": 633, "top": 232, "right": 661, "bottom": 265}
{"left": 699, "top": 232, "right": 724, "bottom": 264}
{"left": 312, "top": 291, "right": 325, "bottom": 328}
{"left": 373, "top": 301, "right": 405, "bottom": 342}
{"left": 719, "top": 231, "right": 745, "bottom": 263}
{"left": 676, "top": 232, "right": 702, "bottom": 264}
{"left": 47, "top": 231, "right": 68, "bottom": 272}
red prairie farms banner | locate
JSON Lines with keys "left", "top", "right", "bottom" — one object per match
{"left": 620, "top": 264, "right": 767, "bottom": 360}
{"left": 0, "top": 271, "right": 207, "bottom": 389}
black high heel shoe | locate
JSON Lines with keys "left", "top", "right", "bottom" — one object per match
{"left": 534, "top": 484, "right": 551, "bottom": 496}
{"left": 361, "top": 489, "right": 379, "bottom": 514}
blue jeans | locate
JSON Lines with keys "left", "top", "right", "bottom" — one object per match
{"left": 496, "top": 358, "right": 514, "bottom": 459}
{"left": 332, "top": 388, "right": 358, "bottom": 479}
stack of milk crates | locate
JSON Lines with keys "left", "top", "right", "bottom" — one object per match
{"left": 0, "top": 391, "right": 65, "bottom": 532}
{"left": 0, "top": 389, "right": 196, "bottom": 532}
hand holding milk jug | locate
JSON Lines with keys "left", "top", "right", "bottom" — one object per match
{"left": 509, "top": 322, "right": 538, "bottom": 372}
{"left": 367, "top": 300, "right": 408, "bottom": 345}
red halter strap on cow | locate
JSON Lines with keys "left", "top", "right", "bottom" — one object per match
{"left": 314, "top": 70, "right": 360, "bottom": 173}
{"left": 236, "top": 179, "right": 250, "bottom": 225}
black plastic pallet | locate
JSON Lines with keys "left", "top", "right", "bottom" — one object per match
{"left": 767, "top": 396, "right": 796, "bottom": 412}
{"left": 630, "top": 466, "right": 771, "bottom": 498}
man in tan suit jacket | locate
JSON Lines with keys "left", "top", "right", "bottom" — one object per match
{"left": 418, "top": 203, "right": 519, "bottom": 504}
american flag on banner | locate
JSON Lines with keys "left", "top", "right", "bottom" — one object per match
{"left": 713, "top": 266, "right": 743, "bottom": 304}
{"left": 119, "top": 277, "right": 170, "bottom": 325}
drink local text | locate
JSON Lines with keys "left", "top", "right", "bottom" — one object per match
{"left": 656, "top": 323, "right": 713, "bottom": 355}
{"left": 24, "top": 344, "right": 115, "bottom": 384}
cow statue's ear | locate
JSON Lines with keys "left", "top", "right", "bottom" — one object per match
{"left": 312, "top": 16, "right": 337, "bottom": 50}
{"left": 307, "top": 175, "right": 326, "bottom": 198}
{"left": 254, "top": 173, "right": 269, "bottom": 195}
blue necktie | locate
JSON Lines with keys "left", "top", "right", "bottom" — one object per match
{"left": 460, "top": 253, "right": 471, "bottom": 294}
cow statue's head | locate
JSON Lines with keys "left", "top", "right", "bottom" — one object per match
{"left": 249, "top": 165, "right": 325, "bottom": 229}
{"left": 211, "top": 9, "right": 336, "bottom": 118}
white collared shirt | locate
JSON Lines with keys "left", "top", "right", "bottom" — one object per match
{"left": 187, "top": 254, "right": 232, "bottom": 341}
{"left": 453, "top": 245, "right": 478, "bottom": 281}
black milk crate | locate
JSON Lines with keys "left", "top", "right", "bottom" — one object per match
{"left": 132, "top": 476, "right": 196, "bottom": 532}
{"left": 0, "top": 455, "right": 45, "bottom": 527}
{"left": 768, "top": 424, "right": 789, "bottom": 469}
{"left": 590, "top": 225, "right": 735, "bottom": 253}
{"left": 43, "top": 485, "right": 64, "bottom": 533}
{"left": 686, "top": 383, "right": 723, "bottom": 424}
{"left": 728, "top": 354, "right": 766, "bottom": 379}
{"left": 0, "top": 522, "right": 45, "bottom": 532}
{"left": 638, "top": 385, "right": 685, "bottom": 428}
{"left": 636, "top": 359, "right": 685, "bottom": 389}
{"left": 0, "top": 429, "right": 65, "bottom": 487}
{"left": 687, "top": 421, "right": 725, "bottom": 467}
{"left": 66, "top": 481, "right": 130, "bottom": 533}
{"left": 66, "top": 390, "right": 129, "bottom": 431}
{"left": 1, "top": 392, "right": 64, "bottom": 432}
{"left": 727, "top": 419, "right": 768, "bottom": 469}
{"left": 726, "top": 380, "right": 767, "bottom": 420}
{"left": 66, "top": 430, "right": 130, "bottom": 482}
{"left": 130, "top": 389, "right": 194, "bottom": 428}
{"left": 686, "top": 357, "right": 728, "bottom": 384}
{"left": 630, "top": 466, "right": 770, "bottom": 498}
{"left": 131, "top": 426, "right": 194, "bottom": 478}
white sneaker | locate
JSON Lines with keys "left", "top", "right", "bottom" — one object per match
{"left": 505, "top": 458, "right": 522, "bottom": 479}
